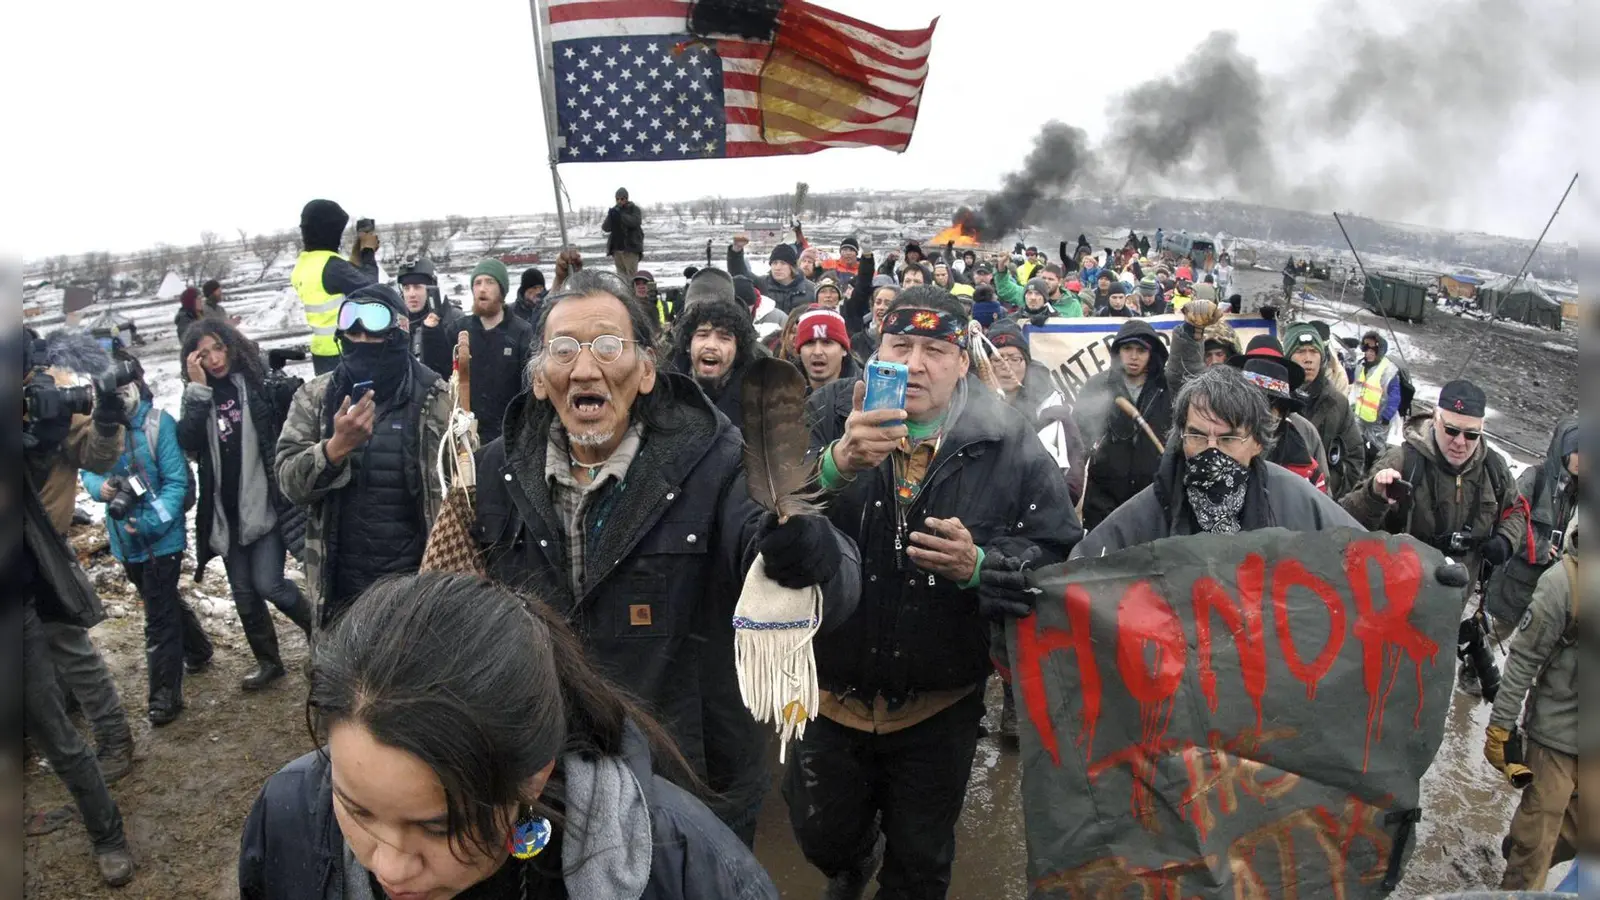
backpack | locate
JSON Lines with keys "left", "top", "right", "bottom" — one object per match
{"left": 1396, "top": 366, "right": 1416, "bottom": 418}
{"left": 143, "top": 413, "right": 198, "bottom": 513}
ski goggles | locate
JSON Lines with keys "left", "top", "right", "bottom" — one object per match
{"left": 337, "top": 300, "right": 398, "bottom": 334}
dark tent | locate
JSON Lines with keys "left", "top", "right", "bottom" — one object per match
{"left": 1477, "top": 275, "right": 1563, "bottom": 329}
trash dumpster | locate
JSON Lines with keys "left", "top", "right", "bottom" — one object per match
{"left": 1364, "top": 273, "right": 1430, "bottom": 323}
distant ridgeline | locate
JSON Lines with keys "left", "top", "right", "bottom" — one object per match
{"left": 1030, "top": 195, "right": 1578, "bottom": 284}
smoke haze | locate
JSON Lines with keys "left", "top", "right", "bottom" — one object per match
{"left": 977, "top": 0, "right": 1587, "bottom": 238}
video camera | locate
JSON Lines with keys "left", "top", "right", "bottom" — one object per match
{"left": 23, "top": 334, "right": 140, "bottom": 450}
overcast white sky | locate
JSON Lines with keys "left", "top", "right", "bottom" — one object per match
{"left": 6, "top": 0, "right": 1581, "bottom": 259}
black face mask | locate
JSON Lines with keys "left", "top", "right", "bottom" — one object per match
{"left": 339, "top": 334, "right": 410, "bottom": 401}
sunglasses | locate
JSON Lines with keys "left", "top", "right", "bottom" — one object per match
{"left": 337, "top": 301, "right": 397, "bottom": 334}
{"left": 1442, "top": 424, "right": 1482, "bottom": 442}
{"left": 1361, "top": 344, "right": 1379, "bottom": 351}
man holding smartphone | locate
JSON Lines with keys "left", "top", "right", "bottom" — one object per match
{"left": 275, "top": 284, "right": 452, "bottom": 628}
{"left": 291, "top": 199, "right": 379, "bottom": 375}
{"left": 796, "top": 286, "right": 1081, "bottom": 900}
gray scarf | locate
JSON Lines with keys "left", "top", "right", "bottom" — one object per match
{"left": 201, "top": 374, "right": 275, "bottom": 555}
{"left": 337, "top": 750, "right": 651, "bottom": 900}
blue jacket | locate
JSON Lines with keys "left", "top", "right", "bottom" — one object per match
{"left": 82, "top": 399, "right": 188, "bottom": 563}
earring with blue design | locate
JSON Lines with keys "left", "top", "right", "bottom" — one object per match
{"left": 507, "top": 807, "right": 552, "bottom": 860}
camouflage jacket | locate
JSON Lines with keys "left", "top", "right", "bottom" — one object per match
{"left": 274, "top": 365, "right": 450, "bottom": 620}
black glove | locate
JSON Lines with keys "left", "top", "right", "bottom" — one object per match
{"left": 977, "top": 547, "right": 1042, "bottom": 621}
{"left": 1482, "top": 535, "right": 1512, "bottom": 567}
{"left": 758, "top": 513, "right": 841, "bottom": 590}
{"left": 92, "top": 386, "right": 127, "bottom": 432}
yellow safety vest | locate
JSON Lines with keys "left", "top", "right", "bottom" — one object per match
{"left": 1355, "top": 357, "right": 1396, "bottom": 423}
{"left": 1170, "top": 293, "right": 1192, "bottom": 312}
{"left": 291, "top": 250, "right": 345, "bottom": 358}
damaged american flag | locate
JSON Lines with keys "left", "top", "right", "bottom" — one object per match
{"left": 540, "top": 0, "right": 937, "bottom": 161}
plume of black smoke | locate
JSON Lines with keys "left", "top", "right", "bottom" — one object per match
{"left": 972, "top": 122, "right": 1092, "bottom": 238}
{"left": 983, "top": 0, "right": 1585, "bottom": 235}
{"left": 1104, "top": 32, "right": 1275, "bottom": 198}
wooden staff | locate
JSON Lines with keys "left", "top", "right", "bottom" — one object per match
{"left": 453, "top": 332, "right": 475, "bottom": 482}
{"left": 1115, "top": 395, "right": 1166, "bottom": 455}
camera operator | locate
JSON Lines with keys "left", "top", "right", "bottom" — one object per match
{"left": 1340, "top": 379, "right": 1526, "bottom": 695}
{"left": 1483, "top": 512, "right": 1580, "bottom": 891}
{"left": 21, "top": 329, "right": 137, "bottom": 886}
{"left": 81, "top": 356, "right": 213, "bottom": 726}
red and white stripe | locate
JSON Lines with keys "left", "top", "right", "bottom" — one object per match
{"left": 545, "top": 0, "right": 935, "bottom": 157}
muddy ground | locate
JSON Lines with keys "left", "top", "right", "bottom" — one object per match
{"left": 25, "top": 265, "right": 1577, "bottom": 899}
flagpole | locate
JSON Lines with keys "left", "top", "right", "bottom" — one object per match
{"left": 528, "top": 0, "right": 571, "bottom": 250}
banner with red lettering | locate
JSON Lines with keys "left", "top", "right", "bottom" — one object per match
{"left": 1005, "top": 527, "right": 1460, "bottom": 899}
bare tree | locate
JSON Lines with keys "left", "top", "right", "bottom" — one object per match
{"left": 415, "top": 219, "right": 442, "bottom": 254}
{"left": 476, "top": 218, "right": 512, "bottom": 255}
{"left": 45, "top": 254, "right": 71, "bottom": 285}
{"left": 151, "top": 244, "right": 178, "bottom": 283}
{"left": 445, "top": 214, "right": 471, "bottom": 237}
{"left": 249, "top": 231, "right": 293, "bottom": 282}
{"left": 87, "top": 252, "right": 117, "bottom": 299}
{"left": 387, "top": 221, "right": 417, "bottom": 258}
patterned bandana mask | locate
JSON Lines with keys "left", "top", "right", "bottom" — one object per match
{"left": 1183, "top": 447, "right": 1250, "bottom": 534}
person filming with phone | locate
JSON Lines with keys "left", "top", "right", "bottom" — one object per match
{"left": 1340, "top": 379, "right": 1527, "bottom": 695}
{"left": 275, "top": 284, "right": 451, "bottom": 630}
{"left": 797, "top": 286, "right": 1080, "bottom": 899}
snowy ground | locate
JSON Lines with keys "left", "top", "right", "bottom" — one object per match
{"left": 22, "top": 211, "right": 1578, "bottom": 898}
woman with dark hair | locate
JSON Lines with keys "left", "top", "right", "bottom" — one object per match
{"left": 177, "top": 320, "right": 313, "bottom": 691}
{"left": 81, "top": 354, "right": 214, "bottom": 725}
{"left": 239, "top": 572, "right": 778, "bottom": 900}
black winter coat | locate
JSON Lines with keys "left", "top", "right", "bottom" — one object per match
{"left": 1075, "top": 443, "right": 1359, "bottom": 558}
{"left": 474, "top": 375, "right": 860, "bottom": 784}
{"left": 238, "top": 727, "right": 777, "bottom": 900}
{"left": 410, "top": 304, "right": 465, "bottom": 381}
{"left": 176, "top": 371, "right": 297, "bottom": 579}
{"left": 603, "top": 202, "right": 646, "bottom": 256}
{"left": 1075, "top": 349, "right": 1175, "bottom": 532}
{"left": 447, "top": 313, "right": 536, "bottom": 444}
{"left": 806, "top": 378, "right": 1081, "bottom": 701}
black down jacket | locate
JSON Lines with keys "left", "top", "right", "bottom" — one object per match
{"left": 474, "top": 374, "right": 860, "bottom": 814}
{"left": 806, "top": 377, "right": 1082, "bottom": 703}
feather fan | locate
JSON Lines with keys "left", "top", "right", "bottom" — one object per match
{"left": 740, "top": 357, "right": 819, "bottom": 522}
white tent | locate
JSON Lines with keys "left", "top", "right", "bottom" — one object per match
{"left": 155, "top": 271, "right": 185, "bottom": 300}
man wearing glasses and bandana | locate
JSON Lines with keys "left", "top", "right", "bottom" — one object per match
{"left": 473, "top": 270, "right": 860, "bottom": 846}
{"left": 797, "top": 285, "right": 1080, "bottom": 900}
{"left": 1076, "top": 365, "right": 1355, "bottom": 557}
{"left": 276, "top": 283, "right": 451, "bottom": 628}
{"left": 1342, "top": 379, "right": 1526, "bottom": 597}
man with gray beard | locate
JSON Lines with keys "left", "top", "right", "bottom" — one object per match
{"left": 472, "top": 270, "right": 861, "bottom": 845}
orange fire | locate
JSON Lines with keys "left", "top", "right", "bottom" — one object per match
{"left": 930, "top": 206, "right": 981, "bottom": 247}
{"left": 931, "top": 224, "right": 981, "bottom": 247}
